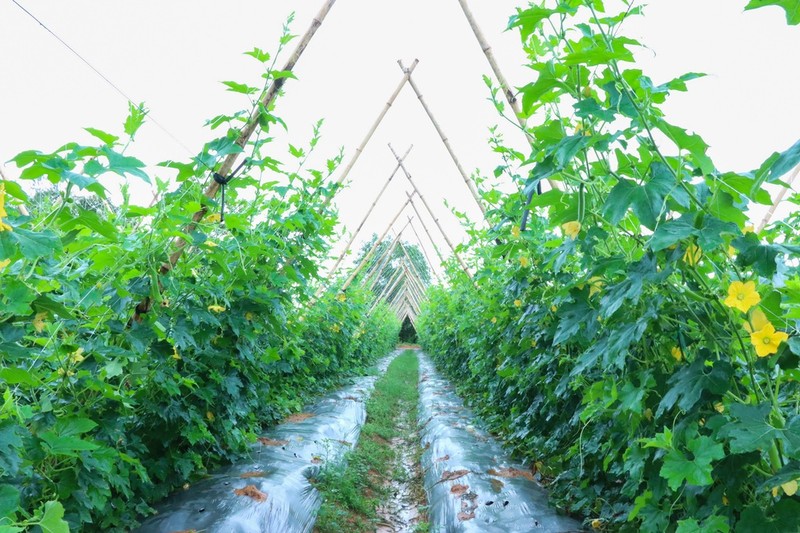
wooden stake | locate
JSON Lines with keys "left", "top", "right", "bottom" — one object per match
{"left": 330, "top": 60, "right": 419, "bottom": 190}
{"left": 327, "top": 145, "right": 413, "bottom": 278}
{"left": 388, "top": 143, "right": 472, "bottom": 277}
{"left": 340, "top": 195, "right": 413, "bottom": 291}
{"left": 758, "top": 164, "right": 800, "bottom": 231}
{"left": 398, "top": 59, "right": 486, "bottom": 216}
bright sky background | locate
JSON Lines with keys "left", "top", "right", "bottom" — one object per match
{"left": 1, "top": 0, "right": 798, "bottom": 279}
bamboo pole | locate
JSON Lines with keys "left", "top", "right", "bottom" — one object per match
{"left": 330, "top": 60, "right": 419, "bottom": 191}
{"left": 407, "top": 215, "right": 440, "bottom": 283}
{"left": 409, "top": 196, "right": 445, "bottom": 265}
{"left": 758, "top": 164, "right": 800, "bottom": 231}
{"left": 363, "top": 218, "right": 413, "bottom": 292}
{"left": 133, "top": 0, "right": 336, "bottom": 320}
{"left": 371, "top": 267, "right": 404, "bottom": 309}
{"left": 402, "top": 264, "right": 426, "bottom": 305}
{"left": 398, "top": 59, "right": 486, "bottom": 216}
{"left": 162, "top": 0, "right": 336, "bottom": 274}
{"left": 340, "top": 195, "right": 413, "bottom": 291}
{"left": 454, "top": 0, "right": 558, "bottom": 193}
{"left": 399, "top": 241, "right": 430, "bottom": 292}
{"left": 327, "top": 145, "right": 413, "bottom": 277}
{"left": 389, "top": 143, "right": 472, "bottom": 277}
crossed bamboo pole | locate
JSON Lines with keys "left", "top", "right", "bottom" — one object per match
{"left": 758, "top": 164, "right": 800, "bottom": 231}
{"left": 388, "top": 143, "right": 472, "bottom": 277}
{"left": 363, "top": 218, "right": 413, "bottom": 291}
{"left": 327, "top": 146, "right": 412, "bottom": 277}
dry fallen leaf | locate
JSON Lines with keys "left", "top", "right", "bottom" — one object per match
{"left": 450, "top": 484, "right": 469, "bottom": 496}
{"left": 233, "top": 485, "right": 267, "bottom": 502}
{"left": 257, "top": 437, "right": 288, "bottom": 446}
{"left": 239, "top": 471, "right": 268, "bottom": 479}
{"left": 487, "top": 467, "right": 534, "bottom": 481}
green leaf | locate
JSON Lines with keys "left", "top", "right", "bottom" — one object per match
{"left": 720, "top": 403, "right": 800, "bottom": 456}
{"left": 657, "top": 121, "right": 715, "bottom": 175}
{"left": 31, "top": 295, "right": 73, "bottom": 319}
{"left": 84, "top": 127, "right": 119, "bottom": 146}
{"left": 764, "top": 138, "right": 800, "bottom": 181}
{"left": 697, "top": 216, "right": 739, "bottom": 250}
{"left": 0, "top": 367, "right": 42, "bottom": 387}
{"left": 507, "top": 6, "right": 562, "bottom": 39}
{"left": 60, "top": 170, "right": 99, "bottom": 191}
{"left": 124, "top": 102, "right": 147, "bottom": 139}
{"left": 660, "top": 435, "right": 724, "bottom": 490}
{"left": 38, "top": 501, "right": 69, "bottom": 533}
{"left": 745, "top": 0, "right": 800, "bottom": 25}
{"left": 59, "top": 207, "right": 118, "bottom": 240}
{"left": 222, "top": 80, "right": 258, "bottom": 95}
{"left": 10, "top": 228, "right": 61, "bottom": 259}
{"left": 657, "top": 358, "right": 733, "bottom": 417}
{"left": 650, "top": 214, "right": 696, "bottom": 251}
{"left": 603, "top": 177, "right": 637, "bottom": 224}
{"left": 40, "top": 433, "right": 99, "bottom": 457}
{"left": 676, "top": 514, "right": 730, "bottom": 533}
{"left": 102, "top": 147, "right": 150, "bottom": 183}
{"left": 244, "top": 47, "right": 271, "bottom": 62}
{"left": 0, "top": 483, "right": 20, "bottom": 519}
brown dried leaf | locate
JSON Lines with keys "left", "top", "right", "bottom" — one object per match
{"left": 487, "top": 467, "right": 534, "bottom": 481}
{"left": 489, "top": 478, "right": 505, "bottom": 493}
{"left": 283, "top": 413, "right": 314, "bottom": 423}
{"left": 457, "top": 511, "right": 475, "bottom": 521}
{"left": 450, "top": 484, "right": 469, "bottom": 496}
{"left": 435, "top": 454, "right": 450, "bottom": 463}
{"left": 439, "top": 469, "right": 470, "bottom": 483}
{"left": 233, "top": 484, "right": 267, "bottom": 502}
{"left": 239, "top": 471, "right": 267, "bottom": 479}
{"left": 257, "top": 437, "right": 288, "bottom": 446}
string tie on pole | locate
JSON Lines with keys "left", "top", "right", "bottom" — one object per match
{"left": 212, "top": 158, "right": 249, "bottom": 222}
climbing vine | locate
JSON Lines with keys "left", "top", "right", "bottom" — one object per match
{"left": 419, "top": 1, "right": 800, "bottom": 531}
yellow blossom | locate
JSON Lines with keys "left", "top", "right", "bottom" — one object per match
{"left": 714, "top": 402, "right": 725, "bottom": 414}
{"left": 519, "top": 256, "right": 530, "bottom": 268}
{"left": 724, "top": 281, "right": 761, "bottom": 313}
{"left": 336, "top": 293, "right": 346, "bottom": 302}
{"left": 782, "top": 480, "right": 798, "bottom": 497}
{"left": 172, "top": 346, "right": 181, "bottom": 360}
{"left": 514, "top": 299, "right": 522, "bottom": 308}
{"left": 207, "top": 213, "right": 221, "bottom": 223}
{"left": 205, "top": 240, "right": 218, "bottom": 248}
{"left": 245, "top": 312, "right": 255, "bottom": 321}
{"left": 671, "top": 346, "right": 683, "bottom": 362}
{"left": 57, "top": 368, "right": 74, "bottom": 377}
{"left": 207, "top": 304, "right": 226, "bottom": 313}
{"left": 491, "top": 317, "right": 497, "bottom": 324}
{"left": 32, "top": 311, "right": 48, "bottom": 333}
{"left": 206, "top": 411, "right": 215, "bottom": 422}
{"left": 70, "top": 348, "right": 85, "bottom": 364}
{"left": 561, "top": 220, "right": 581, "bottom": 239}
{"left": 722, "top": 494, "right": 729, "bottom": 506}
{"left": 511, "top": 226, "right": 521, "bottom": 238}
{"left": 588, "top": 276, "right": 604, "bottom": 297}
{"left": 550, "top": 305, "right": 557, "bottom": 312}
{"left": 644, "top": 408, "right": 653, "bottom": 421}
{"left": 744, "top": 308, "right": 770, "bottom": 333}
{"left": 727, "top": 245, "right": 737, "bottom": 258}
{"left": 750, "top": 323, "right": 789, "bottom": 357}
{"left": 0, "top": 184, "right": 12, "bottom": 232}
{"left": 530, "top": 339, "right": 537, "bottom": 348}
{"left": 683, "top": 244, "right": 702, "bottom": 266}
{"left": 591, "top": 518, "right": 602, "bottom": 530}
{"left": 0, "top": 258, "right": 10, "bottom": 272}
{"left": 743, "top": 225, "right": 755, "bottom": 234}
{"left": 331, "top": 324, "right": 341, "bottom": 333}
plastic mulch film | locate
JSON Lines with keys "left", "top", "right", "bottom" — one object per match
{"left": 417, "top": 353, "right": 584, "bottom": 532}
{"left": 135, "top": 352, "right": 399, "bottom": 533}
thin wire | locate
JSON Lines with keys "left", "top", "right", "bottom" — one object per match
{"left": 10, "top": 0, "right": 205, "bottom": 167}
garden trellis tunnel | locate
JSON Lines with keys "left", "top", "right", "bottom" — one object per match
{"left": 1, "top": 0, "right": 800, "bottom": 532}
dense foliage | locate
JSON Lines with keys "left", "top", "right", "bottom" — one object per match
{"left": 0, "top": 31, "right": 400, "bottom": 532}
{"left": 419, "top": 1, "right": 800, "bottom": 532}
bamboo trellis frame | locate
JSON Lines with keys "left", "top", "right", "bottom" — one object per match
{"left": 758, "top": 164, "right": 800, "bottom": 231}
{"left": 406, "top": 215, "right": 441, "bottom": 283}
{"left": 340, "top": 195, "right": 413, "bottom": 291}
{"left": 388, "top": 143, "right": 472, "bottom": 277}
{"left": 363, "top": 218, "right": 413, "bottom": 292}
{"left": 397, "top": 59, "right": 486, "bottom": 216}
{"left": 329, "top": 60, "right": 419, "bottom": 192}
{"left": 327, "top": 145, "right": 413, "bottom": 277}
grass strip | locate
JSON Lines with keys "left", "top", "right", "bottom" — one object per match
{"left": 313, "top": 349, "right": 428, "bottom": 532}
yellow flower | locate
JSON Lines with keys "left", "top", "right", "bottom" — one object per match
{"left": 511, "top": 226, "right": 521, "bottom": 238}
{"left": 683, "top": 244, "right": 702, "bottom": 266}
{"left": 591, "top": 518, "right": 602, "bottom": 530}
{"left": 172, "top": 346, "right": 181, "bottom": 360}
{"left": 644, "top": 408, "right": 653, "bottom": 421}
{"left": 530, "top": 339, "right": 537, "bottom": 348}
{"left": 245, "top": 312, "right": 255, "bottom": 321}
{"left": 205, "top": 240, "right": 218, "bottom": 248}
{"left": 207, "top": 304, "right": 226, "bottom": 313}
{"left": 750, "top": 323, "right": 789, "bottom": 357}
{"left": 561, "top": 220, "right": 581, "bottom": 239}
{"left": 724, "top": 281, "right": 761, "bottom": 313}
{"left": 727, "top": 245, "right": 737, "bottom": 258}
{"left": 550, "top": 305, "right": 557, "bottom": 312}
{"left": 722, "top": 494, "right": 729, "bottom": 506}
{"left": 331, "top": 324, "right": 341, "bottom": 333}
{"left": 490, "top": 317, "right": 497, "bottom": 324}
{"left": 744, "top": 308, "right": 770, "bottom": 333}
{"left": 0, "top": 184, "right": 13, "bottom": 232}
{"left": 57, "top": 368, "right": 74, "bottom": 377}
{"left": 588, "top": 276, "right": 604, "bottom": 297}
{"left": 32, "top": 311, "right": 48, "bottom": 333}
{"left": 70, "top": 348, "right": 85, "bottom": 364}
{"left": 206, "top": 411, "right": 215, "bottom": 422}
{"left": 336, "top": 293, "right": 346, "bottom": 302}
{"left": 207, "top": 213, "right": 221, "bottom": 223}
{"left": 514, "top": 299, "right": 522, "bottom": 308}
{"left": 519, "top": 256, "right": 529, "bottom": 268}
{"left": 0, "top": 258, "right": 10, "bottom": 272}
{"left": 743, "top": 225, "right": 755, "bottom": 234}
{"left": 782, "top": 480, "right": 798, "bottom": 497}
{"left": 671, "top": 346, "right": 683, "bottom": 362}
{"left": 714, "top": 402, "right": 725, "bottom": 414}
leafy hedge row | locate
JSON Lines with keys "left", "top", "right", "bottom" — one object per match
{"left": 419, "top": 2, "right": 800, "bottom": 532}
{"left": 0, "top": 38, "right": 400, "bottom": 532}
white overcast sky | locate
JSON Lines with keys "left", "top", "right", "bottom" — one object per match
{"left": 1, "top": 0, "right": 798, "bottom": 276}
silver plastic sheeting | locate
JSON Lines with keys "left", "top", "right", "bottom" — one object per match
{"left": 417, "top": 353, "right": 583, "bottom": 533}
{"left": 135, "top": 353, "right": 398, "bottom": 533}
